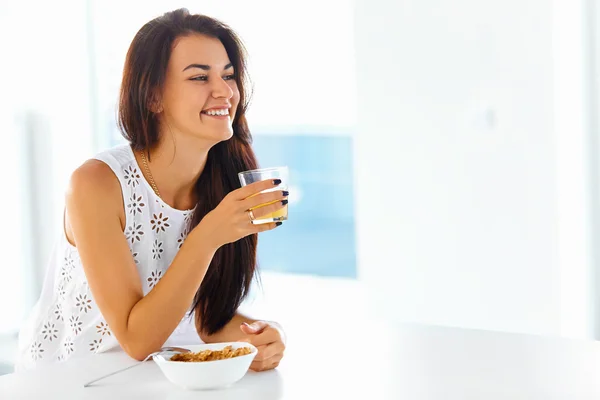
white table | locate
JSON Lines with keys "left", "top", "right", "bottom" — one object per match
{"left": 2, "top": 320, "right": 600, "bottom": 399}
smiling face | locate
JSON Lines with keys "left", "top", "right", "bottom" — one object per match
{"left": 157, "top": 34, "right": 240, "bottom": 144}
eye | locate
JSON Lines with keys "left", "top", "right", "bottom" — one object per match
{"left": 190, "top": 75, "right": 208, "bottom": 81}
{"left": 223, "top": 74, "right": 237, "bottom": 81}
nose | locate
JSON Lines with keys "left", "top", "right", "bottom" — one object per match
{"left": 211, "top": 76, "right": 234, "bottom": 99}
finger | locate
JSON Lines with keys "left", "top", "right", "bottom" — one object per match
{"left": 248, "top": 344, "right": 267, "bottom": 363}
{"left": 248, "top": 199, "right": 288, "bottom": 220}
{"left": 250, "top": 353, "right": 283, "bottom": 372}
{"left": 253, "top": 344, "right": 268, "bottom": 359}
{"left": 252, "top": 222, "right": 282, "bottom": 233}
{"left": 253, "top": 341, "right": 285, "bottom": 362}
{"left": 250, "top": 359, "right": 281, "bottom": 372}
{"left": 243, "top": 326, "right": 281, "bottom": 347}
{"left": 234, "top": 179, "right": 281, "bottom": 200}
{"left": 240, "top": 321, "right": 268, "bottom": 335}
{"left": 241, "top": 190, "right": 288, "bottom": 211}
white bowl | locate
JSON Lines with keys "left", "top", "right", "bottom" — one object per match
{"left": 153, "top": 342, "right": 257, "bottom": 390}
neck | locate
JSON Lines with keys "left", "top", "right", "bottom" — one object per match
{"left": 137, "top": 133, "right": 213, "bottom": 211}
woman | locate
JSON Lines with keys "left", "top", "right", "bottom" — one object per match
{"left": 16, "top": 8, "right": 287, "bottom": 372}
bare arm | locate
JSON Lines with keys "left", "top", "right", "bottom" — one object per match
{"left": 66, "top": 160, "right": 217, "bottom": 360}
{"left": 66, "top": 161, "right": 285, "bottom": 361}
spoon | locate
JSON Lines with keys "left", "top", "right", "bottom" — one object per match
{"left": 83, "top": 346, "right": 191, "bottom": 387}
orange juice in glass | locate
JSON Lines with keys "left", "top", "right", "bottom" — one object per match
{"left": 238, "top": 166, "right": 289, "bottom": 225}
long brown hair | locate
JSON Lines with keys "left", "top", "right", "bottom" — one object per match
{"left": 118, "top": 9, "right": 259, "bottom": 335}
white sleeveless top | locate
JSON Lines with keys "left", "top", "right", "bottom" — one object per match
{"left": 15, "top": 144, "right": 202, "bottom": 371}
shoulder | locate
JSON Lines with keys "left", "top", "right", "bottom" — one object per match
{"left": 66, "top": 159, "right": 122, "bottom": 210}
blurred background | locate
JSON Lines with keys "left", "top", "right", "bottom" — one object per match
{"left": 0, "top": 0, "right": 598, "bottom": 374}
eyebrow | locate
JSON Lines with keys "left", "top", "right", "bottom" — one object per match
{"left": 182, "top": 63, "right": 233, "bottom": 72}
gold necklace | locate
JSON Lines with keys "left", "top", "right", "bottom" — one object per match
{"left": 139, "top": 150, "right": 161, "bottom": 198}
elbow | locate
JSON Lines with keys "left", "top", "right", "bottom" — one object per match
{"left": 121, "top": 340, "right": 154, "bottom": 362}
{"left": 122, "top": 345, "right": 148, "bottom": 362}
{"left": 119, "top": 313, "right": 157, "bottom": 361}
{"left": 129, "top": 352, "right": 149, "bottom": 362}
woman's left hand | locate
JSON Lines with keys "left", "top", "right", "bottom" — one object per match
{"left": 239, "top": 321, "right": 286, "bottom": 371}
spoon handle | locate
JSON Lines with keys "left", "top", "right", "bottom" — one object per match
{"left": 83, "top": 356, "right": 151, "bottom": 387}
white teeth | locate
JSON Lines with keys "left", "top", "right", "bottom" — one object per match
{"left": 205, "top": 109, "right": 229, "bottom": 116}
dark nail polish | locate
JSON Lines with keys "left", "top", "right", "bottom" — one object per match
{"left": 281, "top": 199, "right": 289, "bottom": 206}
{"left": 273, "top": 179, "right": 282, "bottom": 185}
{"left": 282, "top": 191, "right": 289, "bottom": 196}
{"left": 276, "top": 222, "right": 283, "bottom": 226}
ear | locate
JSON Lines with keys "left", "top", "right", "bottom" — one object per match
{"left": 148, "top": 91, "right": 163, "bottom": 114}
{"left": 149, "top": 101, "right": 163, "bottom": 114}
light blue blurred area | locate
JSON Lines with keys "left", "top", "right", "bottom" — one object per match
{"left": 251, "top": 133, "right": 357, "bottom": 278}
{"left": 110, "top": 130, "right": 357, "bottom": 278}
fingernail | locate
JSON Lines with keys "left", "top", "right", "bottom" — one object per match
{"left": 281, "top": 200, "right": 288, "bottom": 206}
{"left": 276, "top": 222, "right": 283, "bottom": 227}
{"left": 282, "top": 190, "right": 289, "bottom": 196}
{"left": 273, "top": 179, "right": 282, "bottom": 185}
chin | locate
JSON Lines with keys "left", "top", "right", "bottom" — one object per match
{"left": 190, "top": 129, "right": 234, "bottom": 144}
{"left": 223, "top": 130, "right": 234, "bottom": 140}
{"left": 216, "top": 130, "right": 234, "bottom": 142}
{"left": 205, "top": 130, "right": 234, "bottom": 144}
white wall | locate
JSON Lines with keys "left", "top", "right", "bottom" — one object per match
{"left": 0, "top": 0, "right": 95, "bottom": 332}
{"left": 353, "top": 0, "right": 593, "bottom": 338}
{"left": 88, "top": 0, "right": 356, "bottom": 144}
{"left": 552, "top": 0, "right": 596, "bottom": 339}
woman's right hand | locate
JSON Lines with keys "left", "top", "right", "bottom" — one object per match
{"left": 198, "top": 179, "right": 289, "bottom": 249}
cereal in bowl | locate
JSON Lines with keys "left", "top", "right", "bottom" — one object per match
{"left": 170, "top": 345, "right": 252, "bottom": 362}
